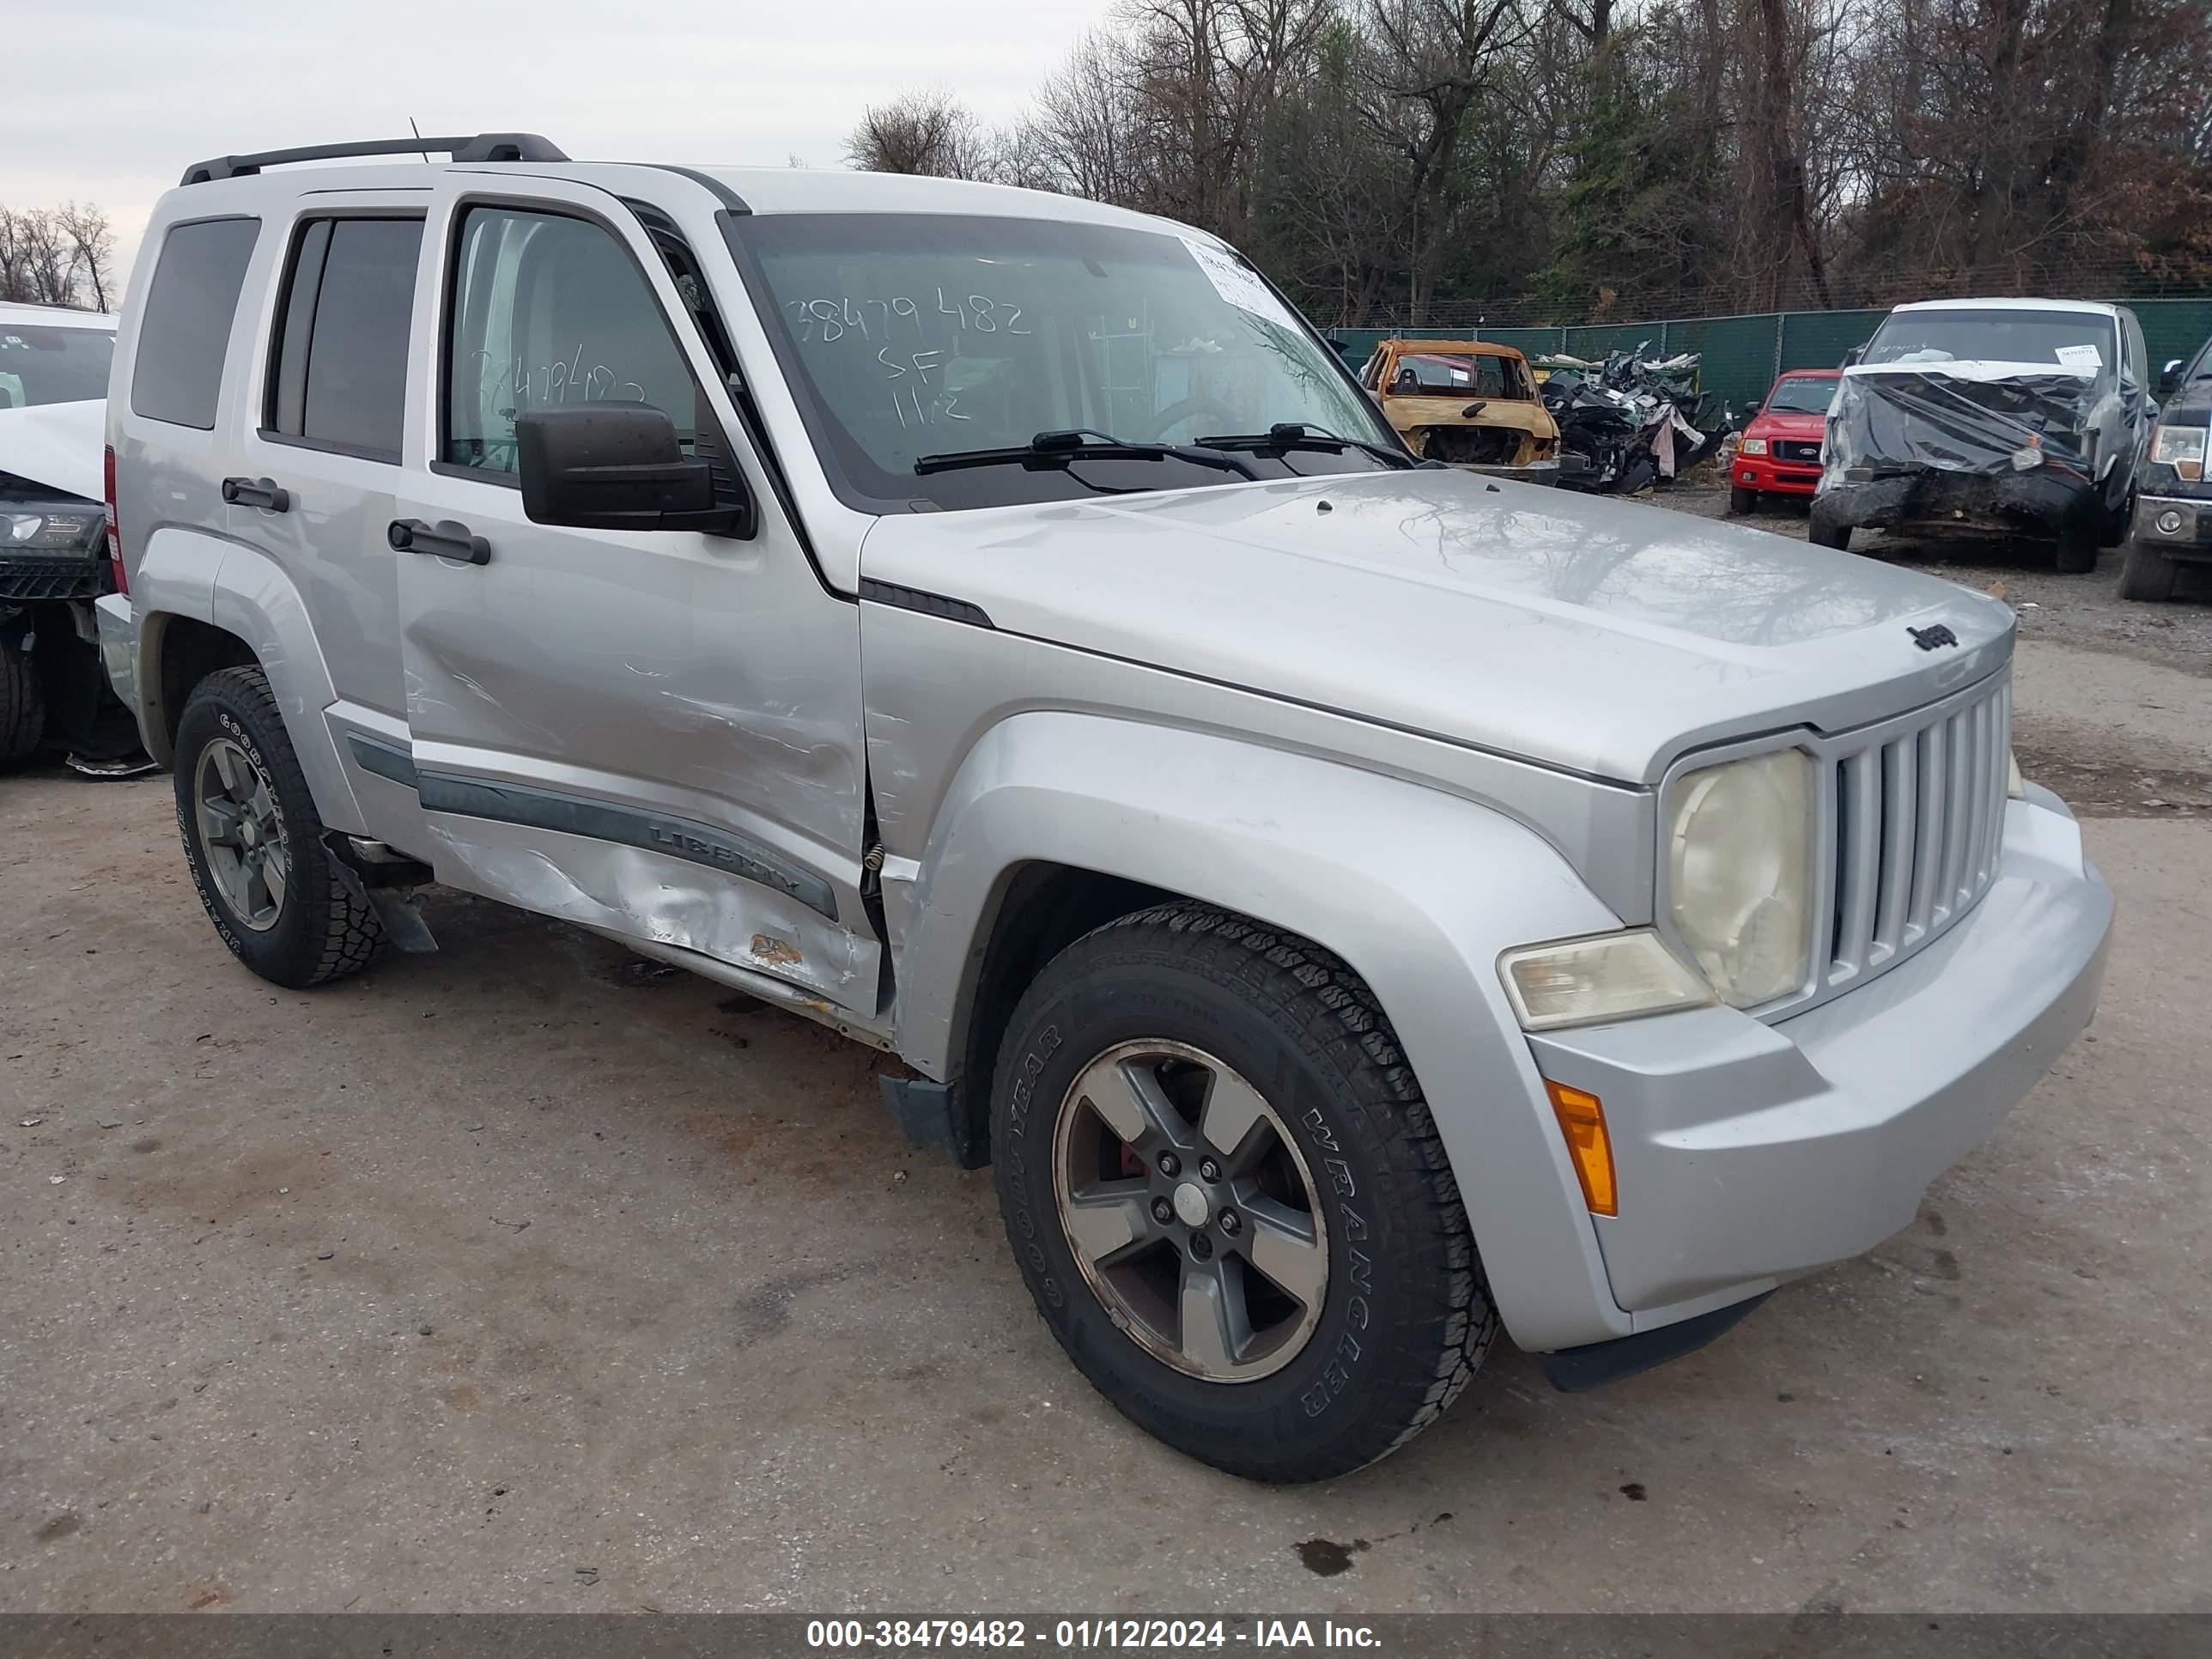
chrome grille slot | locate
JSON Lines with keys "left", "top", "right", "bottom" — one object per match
{"left": 1820, "top": 673, "right": 2010, "bottom": 998}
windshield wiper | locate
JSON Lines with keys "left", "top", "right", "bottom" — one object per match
{"left": 1192, "top": 422, "right": 1416, "bottom": 470}
{"left": 915, "top": 428, "right": 1259, "bottom": 480}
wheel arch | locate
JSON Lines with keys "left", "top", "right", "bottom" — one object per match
{"left": 142, "top": 536, "right": 368, "bottom": 836}
{"left": 889, "top": 709, "right": 1638, "bottom": 1351}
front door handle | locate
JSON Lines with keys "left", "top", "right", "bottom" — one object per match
{"left": 222, "top": 476, "right": 290, "bottom": 512}
{"left": 388, "top": 518, "right": 490, "bottom": 566}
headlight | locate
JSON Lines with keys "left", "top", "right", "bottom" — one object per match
{"left": 3, "top": 510, "right": 103, "bottom": 552}
{"left": 1499, "top": 930, "right": 1713, "bottom": 1031}
{"left": 1738, "top": 437, "right": 1769, "bottom": 456}
{"left": 2151, "top": 422, "right": 2205, "bottom": 482}
{"left": 1667, "top": 749, "right": 1816, "bottom": 1008}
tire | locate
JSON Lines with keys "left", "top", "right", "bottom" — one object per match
{"left": 173, "top": 665, "right": 384, "bottom": 988}
{"left": 2118, "top": 540, "right": 2179, "bottom": 603}
{"left": 1808, "top": 499, "right": 1853, "bottom": 550}
{"left": 0, "top": 629, "right": 46, "bottom": 768}
{"left": 992, "top": 904, "right": 1494, "bottom": 1483}
{"left": 1617, "top": 457, "right": 1657, "bottom": 496}
{"left": 2052, "top": 525, "right": 2100, "bottom": 574}
{"left": 1729, "top": 485, "right": 1758, "bottom": 515}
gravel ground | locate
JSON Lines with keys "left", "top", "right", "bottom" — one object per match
{"left": 1, "top": 504, "right": 2206, "bottom": 1614}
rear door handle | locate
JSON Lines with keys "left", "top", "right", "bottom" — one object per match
{"left": 388, "top": 518, "right": 490, "bottom": 566}
{"left": 222, "top": 476, "right": 290, "bottom": 512}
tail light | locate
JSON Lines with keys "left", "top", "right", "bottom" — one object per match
{"left": 103, "top": 443, "right": 126, "bottom": 595}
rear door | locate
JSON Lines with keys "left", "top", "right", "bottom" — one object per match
{"left": 389, "top": 178, "right": 878, "bottom": 1012}
{"left": 228, "top": 192, "right": 428, "bottom": 844}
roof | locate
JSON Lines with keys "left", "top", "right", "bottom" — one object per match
{"left": 691, "top": 167, "right": 1190, "bottom": 235}
{"left": 162, "top": 147, "right": 1204, "bottom": 241}
{"left": 0, "top": 301, "right": 115, "bottom": 332}
{"left": 1380, "top": 337, "right": 1531, "bottom": 362}
{"left": 1774, "top": 366, "right": 1843, "bottom": 379}
{"left": 1890, "top": 297, "right": 2124, "bottom": 319}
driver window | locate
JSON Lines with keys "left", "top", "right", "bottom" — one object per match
{"left": 444, "top": 206, "right": 701, "bottom": 475}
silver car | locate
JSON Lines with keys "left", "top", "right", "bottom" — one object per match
{"left": 100, "top": 135, "right": 2112, "bottom": 1482}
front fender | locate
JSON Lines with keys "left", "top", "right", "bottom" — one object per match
{"left": 894, "top": 710, "right": 1637, "bottom": 1350}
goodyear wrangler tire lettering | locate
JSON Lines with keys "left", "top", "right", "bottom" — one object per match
{"left": 988, "top": 903, "right": 1496, "bottom": 1483}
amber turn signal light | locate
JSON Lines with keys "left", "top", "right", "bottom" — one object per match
{"left": 1545, "top": 1079, "right": 1618, "bottom": 1217}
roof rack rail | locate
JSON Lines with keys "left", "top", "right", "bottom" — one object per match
{"left": 180, "top": 133, "right": 568, "bottom": 186}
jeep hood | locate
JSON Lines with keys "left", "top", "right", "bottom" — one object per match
{"left": 860, "top": 468, "right": 2013, "bottom": 783}
{"left": 0, "top": 398, "right": 104, "bottom": 502}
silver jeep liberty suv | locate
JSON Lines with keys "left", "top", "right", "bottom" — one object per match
{"left": 100, "top": 133, "right": 2112, "bottom": 1482}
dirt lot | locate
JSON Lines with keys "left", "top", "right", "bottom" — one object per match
{"left": 3, "top": 501, "right": 2208, "bottom": 1614}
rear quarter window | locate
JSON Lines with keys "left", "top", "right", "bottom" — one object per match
{"left": 131, "top": 216, "right": 259, "bottom": 429}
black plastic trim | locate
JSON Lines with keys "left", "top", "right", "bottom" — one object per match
{"left": 183, "top": 134, "right": 567, "bottom": 185}
{"left": 857, "top": 580, "right": 994, "bottom": 629}
{"left": 643, "top": 166, "right": 752, "bottom": 215}
{"left": 1538, "top": 1291, "right": 1771, "bottom": 1393}
{"left": 346, "top": 733, "right": 419, "bottom": 787}
{"left": 416, "top": 770, "right": 837, "bottom": 920}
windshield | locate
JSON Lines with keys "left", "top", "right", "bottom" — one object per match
{"left": 1386, "top": 352, "right": 1524, "bottom": 400}
{"left": 726, "top": 213, "right": 1400, "bottom": 512}
{"left": 1863, "top": 309, "right": 2117, "bottom": 378}
{"left": 1764, "top": 376, "right": 1837, "bottom": 415}
{"left": 0, "top": 323, "right": 114, "bottom": 409}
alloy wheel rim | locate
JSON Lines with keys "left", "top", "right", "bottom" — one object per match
{"left": 193, "top": 738, "right": 289, "bottom": 933}
{"left": 1051, "top": 1039, "right": 1328, "bottom": 1383}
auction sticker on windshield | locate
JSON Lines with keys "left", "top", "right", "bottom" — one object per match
{"left": 2054, "top": 343, "right": 2105, "bottom": 372}
{"left": 1181, "top": 237, "right": 1300, "bottom": 332}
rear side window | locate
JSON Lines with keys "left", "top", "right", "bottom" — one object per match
{"left": 131, "top": 217, "right": 259, "bottom": 428}
{"left": 442, "top": 205, "right": 700, "bottom": 476}
{"left": 266, "top": 216, "right": 424, "bottom": 460}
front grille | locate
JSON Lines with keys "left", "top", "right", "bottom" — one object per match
{"left": 1821, "top": 673, "right": 2011, "bottom": 996}
{"left": 0, "top": 556, "right": 105, "bottom": 602}
{"left": 1774, "top": 439, "right": 1823, "bottom": 465}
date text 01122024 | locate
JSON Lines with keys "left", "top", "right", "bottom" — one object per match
{"left": 805, "top": 1620, "right": 1383, "bottom": 1650}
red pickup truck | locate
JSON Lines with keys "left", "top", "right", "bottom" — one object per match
{"left": 1729, "top": 368, "right": 1841, "bottom": 514}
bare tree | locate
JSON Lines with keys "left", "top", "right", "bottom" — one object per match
{"left": 844, "top": 88, "right": 992, "bottom": 179}
{"left": 56, "top": 203, "right": 115, "bottom": 313}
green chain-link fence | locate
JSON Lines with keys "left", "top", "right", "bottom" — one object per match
{"left": 1330, "top": 298, "right": 2212, "bottom": 421}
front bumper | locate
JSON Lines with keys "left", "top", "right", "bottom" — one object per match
{"left": 1734, "top": 449, "right": 1824, "bottom": 495}
{"left": 1467, "top": 458, "right": 1566, "bottom": 487}
{"left": 2130, "top": 494, "right": 2212, "bottom": 562}
{"left": 1817, "top": 467, "right": 2100, "bottom": 538}
{"left": 1530, "top": 787, "right": 2110, "bottom": 1318}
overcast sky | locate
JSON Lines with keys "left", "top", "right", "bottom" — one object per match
{"left": 9, "top": 0, "right": 1115, "bottom": 295}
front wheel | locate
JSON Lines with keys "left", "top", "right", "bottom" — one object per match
{"left": 992, "top": 905, "right": 1493, "bottom": 1483}
{"left": 1729, "top": 485, "right": 1759, "bottom": 515}
{"left": 2052, "top": 525, "right": 2100, "bottom": 574}
{"left": 173, "top": 665, "right": 384, "bottom": 988}
{"left": 0, "top": 625, "right": 46, "bottom": 768}
{"left": 1808, "top": 498, "right": 1853, "bottom": 550}
{"left": 2118, "top": 541, "right": 2179, "bottom": 603}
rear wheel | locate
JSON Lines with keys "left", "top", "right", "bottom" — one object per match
{"left": 0, "top": 627, "right": 45, "bottom": 768}
{"left": 992, "top": 905, "right": 1493, "bottom": 1483}
{"left": 173, "top": 665, "right": 383, "bottom": 988}
{"left": 1729, "top": 485, "right": 1759, "bottom": 515}
{"left": 2118, "top": 541, "right": 2180, "bottom": 603}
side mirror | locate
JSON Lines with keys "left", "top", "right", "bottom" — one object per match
{"left": 515, "top": 402, "right": 748, "bottom": 535}
{"left": 1842, "top": 345, "right": 1866, "bottom": 368}
{"left": 2159, "top": 358, "right": 2184, "bottom": 399}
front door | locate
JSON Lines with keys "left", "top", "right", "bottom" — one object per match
{"left": 390, "top": 179, "right": 878, "bottom": 1012}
